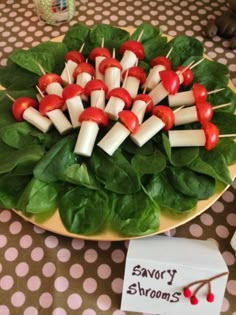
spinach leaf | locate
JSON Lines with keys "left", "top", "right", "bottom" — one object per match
{"left": 130, "top": 23, "right": 161, "bottom": 42}
{"left": 146, "top": 170, "right": 198, "bottom": 212}
{"left": 110, "top": 188, "right": 160, "bottom": 236}
{"left": 131, "top": 150, "right": 166, "bottom": 175}
{"left": 167, "top": 36, "right": 204, "bottom": 69}
{"left": 58, "top": 186, "right": 110, "bottom": 235}
{"left": 215, "top": 138, "right": 236, "bottom": 165}
{"left": 89, "top": 148, "right": 141, "bottom": 194}
{"left": 17, "top": 178, "right": 61, "bottom": 214}
{"left": 143, "top": 36, "right": 168, "bottom": 63}
{"left": 211, "top": 112, "right": 236, "bottom": 134}
{"left": 63, "top": 23, "right": 90, "bottom": 52}
{"left": 63, "top": 163, "right": 100, "bottom": 190}
{"left": 167, "top": 166, "right": 215, "bottom": 199}
{"left": 189, "top": 149, "right": 232, "bottom": 185}
{"left": 34, "top": 134, "right": 78, "bottom": 183}
{"left": 208, "top": 86, "right": 236, "bottom": 112}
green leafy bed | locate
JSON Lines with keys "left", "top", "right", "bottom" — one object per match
{"left": 0, "top": 23, "right": 236, "bottom": 237}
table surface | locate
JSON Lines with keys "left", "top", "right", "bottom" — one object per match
{"left": 0, "top": 0, "right": 236, "bottom": 314}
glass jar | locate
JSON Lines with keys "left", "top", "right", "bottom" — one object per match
{"left": 33, "top": 0, "right": 75, "bottom": 25}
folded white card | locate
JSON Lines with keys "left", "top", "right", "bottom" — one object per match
{"left": 121, "top": 235, "right": 228, "bottom": 315}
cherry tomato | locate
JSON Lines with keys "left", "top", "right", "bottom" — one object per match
{"left": 73, "top": 62, "right": 95, "bottom": 79}
{"left": 79, "top": 107, "right": 108, "bottom": 127}
{"left": 118, "top": 110, "right": 139, "bottom": 134}
{"left": 98, "top": 57, "right": 122, "bottom": 75}
{"left": 152, "top": 105, "right": 175, "bottom": 131}
{"left": 122, "top": 66, "right": 146, "bottom": 85}
{"left": 38, "top": 73, "right": 63, "bottom": 92}
{"left": 12, "top": 97, "right": 38, "bottom": 121}
{"left": 150, "top": 56, "right": 171, "bottom": 70}
{"left": 196, "top": 101, "right": 213, "bottom": 124}
{"left": 62, "top": 84, "right": 84, "bottom": 100}
{"left": 192, "top": 83, "right": 207, "bottom": 102}
{"left": 159, "top": 70, "right": 180, "bottom": 95}
{"left": 89, "top": 47, "right": 111, "bottom": 61}
{"left": 39, "top": 94, "right": 64, "bottom": 116}
{"left": 84, "top": 79, "right": 108, "bottom": 97}
{"left": 65, "top": 50, "right": 85, "bottom": 64}
{"left": 176, "top": 66, "right": 193, "bottom": 86}
{"left": 107, "top": 87, "right": 132, "bottom": 109}
{"left": 119, "top": 40, "right": 145, "bottom": 60}
{"left": 133, "top": 94, "right": 153, "bottom": 112}
{"left": 202, "top": 121, "right": 219, "bottom": 150}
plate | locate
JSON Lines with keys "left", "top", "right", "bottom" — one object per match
{"left": 6, "top": 27, "right": 236, "bottom": 241}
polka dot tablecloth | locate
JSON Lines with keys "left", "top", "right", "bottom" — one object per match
{"left": 0, "top": 0, "right": 236, "bottom": 314}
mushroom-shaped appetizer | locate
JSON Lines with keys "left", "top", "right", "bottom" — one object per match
{"left": 122, "top": 66, "right": 146, "bottom": 99}
{"left": 174, "top": 100, "right": 213, "bottom": 126}
{"left": 168, "top": 83, "right": 208, "bottom": 108}
{"left": 168, "top": 121, "right": 219, "bottom": 151}
{"left": 97, "top": 110, "right": 139, "bottom": 156}
{"left": 131, "top": 105, "right": 175, "bottom": 147}
{"left": 131, "top": 94, "right": 153, "bottom": 124}
{"left": 104, "top": 87, "right": 132, "bottom": 120}
{"left": 99, "top": 57, "right": 122, "bottom": 92}
{"left": 145, "top": 56, "right": 171, "bottom": 91}
{"left": 119, "top": 40, "right": 145, "bottom": 72}
{"left": 74, "top": 107, "right": 108, "bottom": 157}
{"left": 39, "top": 94, "right": 72, "bottom": 135}
{"left": 62, "top": 84, "right": 84, "bottom": 128}
{"left": 176, "top": 65, "right": 194, "bottom": 87}
{"left": 89, "top": 47, "right": 111, "bottom": 80}
{"left": 61, "top": 50, "right": 85, "bottom": 84}
{"left": 148, "top": 70, "right": 180, "bottom": 106}
{"left": 84, "top": 79, "right": 108, "bottom": 110}
{"left": 73, "top": 62, "right": 95, "bottom": 88}
{"left": 11, "top": 96, "right": 52, "bottom": 133}
{"left": 38, "top": 73, "right": 64, "bottom": 97}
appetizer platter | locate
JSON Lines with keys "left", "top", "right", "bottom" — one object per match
{"left": 0, "top": 23, "right": 236, "bottom": 241}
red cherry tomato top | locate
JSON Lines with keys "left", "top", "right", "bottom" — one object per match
{"left": 133, "top": 94, "right": 153, "bottom": 112}
{"left": 79, "top": 107, "right": 108, "bottom": 127}
{"left": 150, "top": 56, "right": 171, "bottom": 70}
{"left": 122, "top": 66, "right": 146, "bottom": 85}
{"left": 65, "top": 50, "right": 85, "bottom": 64}
{"left": 202, "top": 121, "right": 219, "bottom": 150}
{"left": 159, "top": 70, "right": 180, "bottom": 95}
{"left": 62, "top": 84, "right": 84, "bottom": 100}
{"left": 176, "top": 66, "right": 193, "bottom": 86}
{"left": 192, "top": 83, "right": 207, "bottom": 102}
{"left": 119, "top": 40, "right": 145, "bottom": 60}
{"left": 39, "top": 94, "right": 64, "bottom": 116}
{"left": 73, "top": 62, "right": 95, "bottom": 79}
{"left": 84, "top": 79, "right": 108, "bottom": 97}
{"left": 152, "top": 105, "right": 175, "bottom": 131}
{"left": 196, "top": 101, "right": 213, "bottom": 124}
{"left": 38, "top": 73, "right": 63, "bottom": 92}
{"left": 118, "top": 110, "right": 139, "bottom": 134}
{"left": 12, "top": 97, "right": 38, "bottom": 121}
{"left": 98, "top": 57, "right": 122, "bottom": 75}
{"left": 107, "top": 87, "right": 132, "bottom": 109}
{"left": 89, "top": 47, "right": 111, "bottom": 61}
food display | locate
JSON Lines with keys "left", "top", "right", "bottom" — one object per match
{"left": 0, "top": 23, "right": 236, "bottom": 239}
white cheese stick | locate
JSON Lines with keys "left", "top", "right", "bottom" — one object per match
{"left": 66, "top": 96, "right": 84, "bottom": 128}
{"left": 131, "top": 99, "right": 147, "bottom": 124}
{"left": 148, "top": 82, "right": 169, "bottom": 106}
{"left": 95, "top": 56, "right": 105, "bottom": 80}
{"left": 168, "top": 130, "right": 206, "bottom": 147}
{"left": 76, "top": 72, "right": 93, "bottom": 88}
{"left": 90, "top": 90, "right": 106, "bottom": 109}
{"left": 46, "top": 108, "right": 72, "bottom": 135}
{"left": 145, "top": 64, "right": 166, "bottom": 91}
{"left": 74, "top": 121, "right": 99, "bottom": 156}
{"left": 104, "top": 67, "right": 121, "bottom": 92}
{"left": 174, "top": 106, "right": 198, "bottom": 126}
{"left": 61, "top": 60, "right": 77, "bottom": 84}
{"left": 169, "top": 90, "right": 195, "bottom": 108}
{"left": 104, "top": 96, "right": 125, "bottom": 120}
{"left": 131, "top": 115, "right": 165, "bottom": 147}
{"left": 120, "top": 50, "right": 138, "bottom": 73}
{"left": 23, "top": 107, "right": 52, "bottom": 133}
{"left": 122, "top": 76, "right": 140, "bottom": 99}
{"left": 97, "top": 122, "right": 130, "bottom": 156}
{"left": 46, "top": 82, "right": 63, "bottom": 97}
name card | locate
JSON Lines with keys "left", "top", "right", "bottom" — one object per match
{"left": 121, "top": 235, "right": 228, "bottom": 315}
